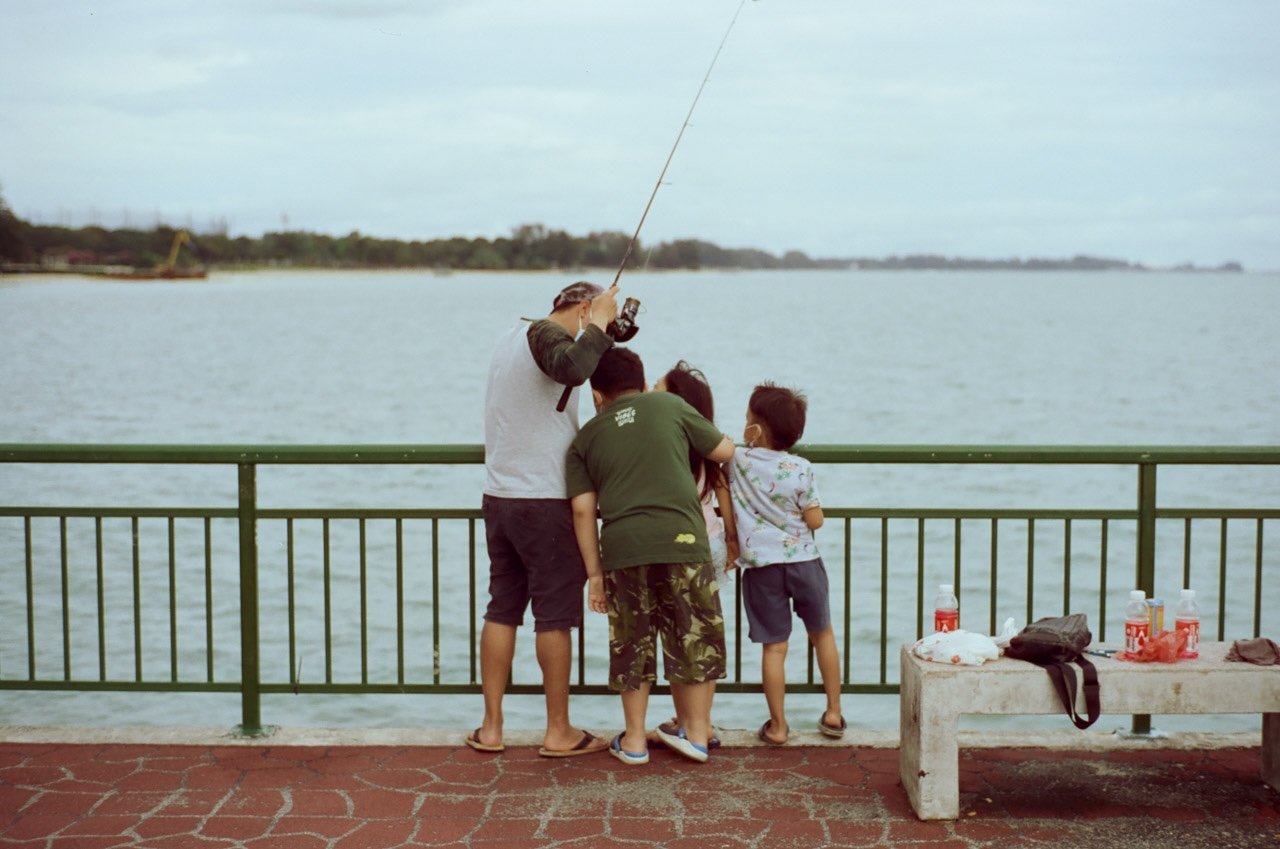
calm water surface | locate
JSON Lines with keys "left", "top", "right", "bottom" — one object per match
{"left": 2, "top": 269, "right": 1277, "bottom": 733}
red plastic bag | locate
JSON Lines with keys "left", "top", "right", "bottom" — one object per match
{"left": 1122, "top": 629, "right": 1188, "bottom": 662}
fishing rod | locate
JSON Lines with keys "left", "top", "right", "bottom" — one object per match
{"left": 609, "top": 0, "right": 753, "bottom": 289}
{"left": 556, "top": 0, "right": 753, "bottom": 413}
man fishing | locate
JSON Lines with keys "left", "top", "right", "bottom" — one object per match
{"left": 469, "top": 280, "right": 618, "bottom": 757}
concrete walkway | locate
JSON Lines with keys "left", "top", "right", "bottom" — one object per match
{"left": 0, "top": 726, "right": 1277, "bottom": 848}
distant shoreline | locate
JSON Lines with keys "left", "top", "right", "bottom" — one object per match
{"left": 844, "top": 256, "right": 1244, "bottom": 273}
{"left": 0, "top": 214, "right": 1248, "bottom": 275}
{"left": 1, "top": 262, "right": 1256, "bottom": 277}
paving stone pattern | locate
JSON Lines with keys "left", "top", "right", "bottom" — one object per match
{"left": 1, "top": 742, "right": 1278, "bottom": 848}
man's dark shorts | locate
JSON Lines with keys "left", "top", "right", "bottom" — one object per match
{"left": 741, "top": 557, "right": 832, "bottom": 644}
{"left": 481, "top": 495, "right": 585, "bottom": 632}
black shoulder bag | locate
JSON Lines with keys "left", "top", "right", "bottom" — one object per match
{"left": 1004, "top": 613, "right": 1100, "bottom": 729}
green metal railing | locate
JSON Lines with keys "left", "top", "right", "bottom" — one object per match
{"left": 2, "top": 444, "right": 1277, "bottom": 735}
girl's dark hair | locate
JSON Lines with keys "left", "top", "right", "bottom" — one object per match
{"left": 661, "top": 360, "right": 723, "bottom": 499}
{"left": 749, "top": 382, "right": 807, "bottom": 450}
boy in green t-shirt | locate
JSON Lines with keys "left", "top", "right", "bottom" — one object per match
{"left": 566, "top": 347, "right": 735, "bottom": 765}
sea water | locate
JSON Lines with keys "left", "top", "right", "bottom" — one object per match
{"left": 2, "top": 268, "right": 1278, "bottom": 734}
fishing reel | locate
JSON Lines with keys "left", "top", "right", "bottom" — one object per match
{"left": 554, "top": 296, "right": 641, "bottom": 412}
{"left": 607, "top": 297, "right": 641, "bottom": 343}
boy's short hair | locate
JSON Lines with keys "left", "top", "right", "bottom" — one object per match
{"left": 590, "top": 347, "right": 645, "bottom": 399}
{"left": 749, "top": 382, "right": 807, "bottom": 450}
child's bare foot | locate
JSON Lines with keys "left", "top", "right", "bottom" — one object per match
{"left": 757, "top": 718, "right": 788, "bottom": 745}
{"left": 818, "top": 711, "right": 846, "bottom": 738}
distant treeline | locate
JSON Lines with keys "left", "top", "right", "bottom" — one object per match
{"left": 0, "top": 197, "right": 1245, "bottom": 273}
{"left": 0, "top": 216, "right": 847, "bottom": 272}
{"left": 850, "top": 254, "right": 1244, "bottom": 272}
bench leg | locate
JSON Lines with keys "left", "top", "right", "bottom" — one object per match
{"left": 899, "top": 656, "right": 961, "bottom": 820}
{"left": 1264, "top": 713, "right": 1279, "bottom": 793}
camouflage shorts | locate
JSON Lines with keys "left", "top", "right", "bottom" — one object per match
{"left": 604, "top": 561, "right": 727, "bottom": 692}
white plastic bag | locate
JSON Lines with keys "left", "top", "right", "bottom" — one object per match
{"left": 912, "top": 629, "right": 1000, "bottom": 665}
{"left": 992, "top": 617, "right": 1019, "bottom": 649}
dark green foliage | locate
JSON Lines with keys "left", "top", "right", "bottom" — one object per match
{"left": 0, "top": 189, "right": 1244, "bottom": 273}
{"left": 0, "top": 215, "right": 845, "bottom": 272}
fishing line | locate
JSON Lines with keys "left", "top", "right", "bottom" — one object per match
{"left": 610, "top": 0, "right": 752, "bottom": 287}
{"left": 554, "top": 1, "right": 752, "bottom": 413}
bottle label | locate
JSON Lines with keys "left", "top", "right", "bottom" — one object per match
{"left": 1146, "top": 600, "right": 1164, "bottom": 633}
{"left": 1124, "top": 620, "right": 1149, "bottom": 654}
{"left": 934, "top": 610, "right": 959, "bottom": 633}
{"left": 1175, "top": 618, "right": 1200, "bottom": 656}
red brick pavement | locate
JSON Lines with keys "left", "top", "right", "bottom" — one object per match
{"left": 1, "top": 739, "right": 1277, "bottom": 848}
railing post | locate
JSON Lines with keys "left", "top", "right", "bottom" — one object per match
{"left": 234, "top": 461, "right": 270, "bottom": 737}
{"left": 1136, "top": 462, "right": 1157, "bottom": 593}
{"left": 1131, "top": 461, "right": 1158, "bottom": 736}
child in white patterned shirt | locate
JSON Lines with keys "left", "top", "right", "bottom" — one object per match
{"left": 727, "top": 382, "right": 844, "bottom": 745}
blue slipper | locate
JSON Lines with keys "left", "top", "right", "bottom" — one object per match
{"left": 654, "top": 723, "right": 709, "bottom": 763}
{"left": 657, "top": 717, "right": 721, "bottom": 749}
{"left": 609, "top": 733, "right": 649, "bottom": 765}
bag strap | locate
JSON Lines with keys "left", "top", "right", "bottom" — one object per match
{"left": 1077, "top": 655, "right": 1100, "bottom": 729}
{"left": 1041, "top": 656, "right": 1100, "bottom": 730}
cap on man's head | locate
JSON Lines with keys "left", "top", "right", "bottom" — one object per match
{"left": 552, "top": 281, "right": 603, "bottom": 311}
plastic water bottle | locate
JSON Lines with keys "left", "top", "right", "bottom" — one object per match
{"left": 1174, "top": 588, "right": 1201, "bottom": 658}
{"left": 1124, "top": 590, "right": 1149, "bottom": 654}
{"left": 934, "top": 584, "right": 959, "bottom": 633}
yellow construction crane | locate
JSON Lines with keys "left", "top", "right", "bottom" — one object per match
{"left": 159, "top": 229, "right": 196, "bottom": 274}
{"left": 103, "top": 229, "right": 207, "bottom": 279}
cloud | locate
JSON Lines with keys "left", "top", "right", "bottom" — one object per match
{"left": 2, "top": 0, "right": 1277, "bottom": 268}
{"left": 250, "top": 0, "right": 441, "bottom": 19}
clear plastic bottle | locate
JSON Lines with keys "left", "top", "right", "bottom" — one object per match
{"left": 1174, "top": 588, "right": 1201, "bottom": 658}
{"left": 933, "top": 583, "right": 959, "bottom": 633}
{"left": 1124, "top": 589, "right": 1149, "bottom": 654}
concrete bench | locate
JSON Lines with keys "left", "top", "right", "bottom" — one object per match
{"left": 898, "top": 640, "right": 1280, "bottom": 820}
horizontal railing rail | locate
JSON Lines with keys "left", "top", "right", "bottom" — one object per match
{"left": 2, "top": 443, "right": 1277, "bottom": 735}
{"left": 7, "top": 443, "right": 1280, "bottom": 465}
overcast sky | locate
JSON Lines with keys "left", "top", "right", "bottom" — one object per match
{"left": 3, "top": 0, "right": 1277, "bottom": 269}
